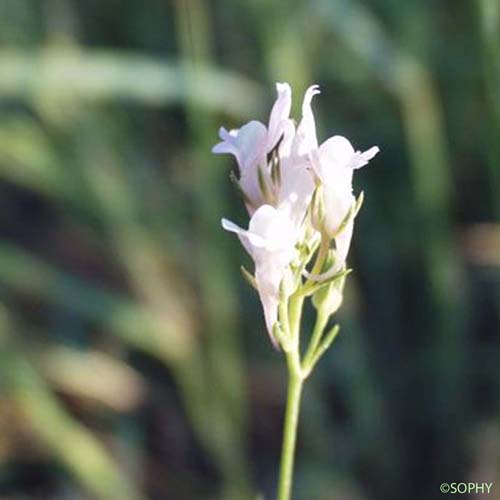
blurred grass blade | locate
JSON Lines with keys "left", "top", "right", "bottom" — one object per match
{"left": 174, "top": 0, "right": 251, "bottom": 497}
{"left": 315, "top": 0, "right": 467, "bottom": 460}
{"left": 0, "top": 48, "right": 264, "bottom": 118}
{"left": 0, "top": 240, "right": 194, "bottom": 362}
{"left": 0, "top": 117, "right": 67, "bottom": 194}
{"left": 477, "top": 0, "right": 500, "bottom": 216}
{"left": 0, "top": 311, "right": 145, "bottom": 500}
{"left": 314, "top": 0, "right": 463, "bottom": 320}
{"left": 39, "top": 346, "right": 146, "bottom": 412}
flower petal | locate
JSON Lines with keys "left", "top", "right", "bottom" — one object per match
{"left": 278, "top": 119, "right": 296, "bottom": 158}
{"left": 221, "top": 217, "right": 267, "bottom": 253}
{"left": 248, "top": 205, "right": 298, "bottom": 252}
{"left": 317, "top": 136, "right": 355, "bottom": 170}
{"left": 278, "top": 158, "right": 315, "bottom": 225}
{"left": 323, "top": 188, "right": 355, "bottom": 236}
{"left": 221, "top": 217, "right": 244, "bottom": 235}
{"left": 266, "top": 82, "right": 292, "bottom": 152}
{"left": 352, "top": 145, "right": 380, "bottom": 169}
{"left": 255, "top": 265, "right": 281, "bottom": 347}
{"left": 212, "top": 127, "right": 238, "bottom": 155}
{"left": 222, "top": 206, "right": 298, "bottom": 345}
{"left": 334, "top": 219, "right": 354, "bottom": 265}
{"left": 214, "top": 121, "right": 268, "bottom": 210}
{"left": 294, "top": 84, "right": 321, "bottom": 155}
{"left": 220, "top": 121, "right": 267, "bottom": 170}
{"left": 311, "top": 136, "right": 355, "bottom": 191}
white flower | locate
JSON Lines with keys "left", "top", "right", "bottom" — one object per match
{"left": 212, "top": 83, "right": 292, "bottom": 214}
{"left": 276, "top": 85, "right": 319, "bottom": 226}
{"left": 216, "top": 82, "right": 379, "bottom": 342}
{"left": 311, "top": 135, "right": 379, "bottom": 263}
{"left": 221, "top": 205, "right": 297, "bottom": 346}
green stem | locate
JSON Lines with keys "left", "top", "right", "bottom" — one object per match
{"left": 288, "top": 294, "right": 304, "bottom": 343}
{"left": 277, "top": 366, "right": 304, "bottom": 500}
{"left": 302, "top": 311, "right": 328, "bottom": 371}
{"left": 275, "top": 236, "right": 332, "bottom": 500}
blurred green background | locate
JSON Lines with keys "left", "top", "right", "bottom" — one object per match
{"left": 0, "top": 0, "right": 499, "bottom": 499}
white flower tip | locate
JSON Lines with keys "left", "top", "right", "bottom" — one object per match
{"left": 310, "top": 84, "right": 321, "bottom": 95}
{"left": 212, "top": 142, "right": 223, "bottom": 154}
{"left": 217, "top": 126, "right": 232, "bottom": 141}
{"left": 276, "top": 82, "right": 291, "bottom": 94}
{"left": 221, "top": 217, "right": 243, "bottom": 234}
{"left": 305, "top": 84, "right": 321, "bottom": 100}
{"left": 367, "top": 146, "right": 380, "bottom": 158}
{"left": 353, "top": 145, "right": 380, "bottom": 169}
{"left": 219, "top": 126, "right": 240, "bottom": 141}
{"left": 301, "top": 84, "right": 321, "bottom": 118}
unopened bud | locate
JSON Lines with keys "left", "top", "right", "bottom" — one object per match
{"left": 312, "top": 270, "right": 346, "bottom": 317}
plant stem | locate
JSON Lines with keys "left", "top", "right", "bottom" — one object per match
{"left": 276, "top": 236, "right": 332, "bottom": 500}
{"left": 302, "top": 311, "right": 328, "bottom": 372}
{"left": 288, "top": 294, "right": 304, "bottom": 342}
{"left": 277, "top": 366, "right": 304, "bottom": 500}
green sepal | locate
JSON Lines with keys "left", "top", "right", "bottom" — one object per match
{"left": 240, "top": 265, "right": 257, "bottom": 290}
{"left": 273, "top": 321, "right": 291, "bottom": 352}
{"left": 311, "top": 268, "right": 349, "bottom": 315}
{"left": 334, "top": 191, "right": 364, "bottom": 238}
{"left": 309, "top": 267, "right": 352, "bottom": 299}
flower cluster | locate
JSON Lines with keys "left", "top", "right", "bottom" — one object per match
{"left": 214, "top": 83, "right": 379, "bottom": 347}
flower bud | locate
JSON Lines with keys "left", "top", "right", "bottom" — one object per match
{"left": 312, "top": 271, "right": 346, "bottom": 317}
{"left": 311, "top": 250, "right": 348, "bottom": 316}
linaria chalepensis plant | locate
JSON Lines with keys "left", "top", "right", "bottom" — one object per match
{"left": 213, "top": 83, "right": 379, "bottom": 500}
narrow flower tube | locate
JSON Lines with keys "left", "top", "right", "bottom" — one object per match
{"left": 222, "top": 205, "right": 298, "bottom": 346}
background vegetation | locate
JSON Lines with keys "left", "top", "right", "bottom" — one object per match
{"left": 0, "top": 1, "right": 499, "bottom": 499}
